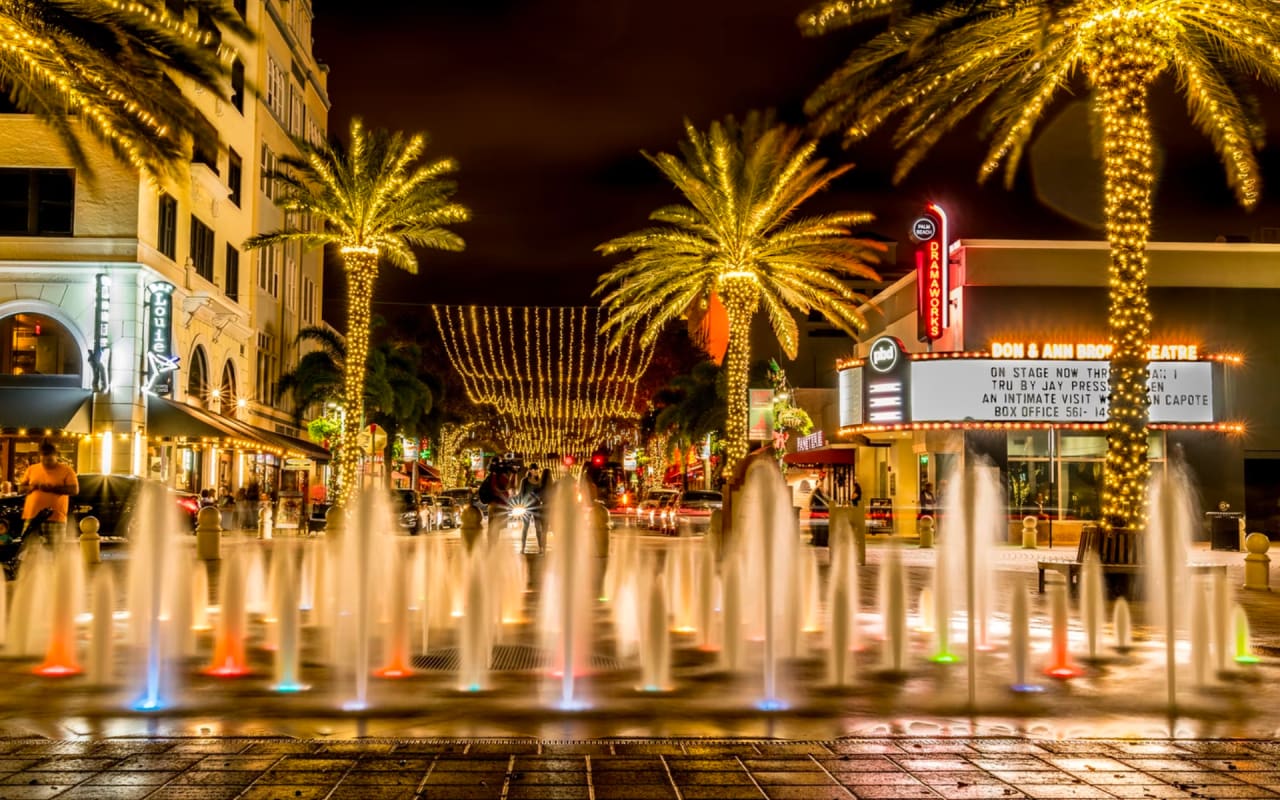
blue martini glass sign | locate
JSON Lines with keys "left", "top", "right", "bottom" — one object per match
{"left": 143, "top": 282, "right": 179, "bottom": 396}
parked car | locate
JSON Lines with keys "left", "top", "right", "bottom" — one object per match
{"left": 391, "top": 488, "right": 422, "bottom": 534}
{"left": 635, "top": 489, "right": 678, "bottom": 530}
{"left": 664, "top": 489, "right": 722, "bottom": 535}
{"left": 435, "top": 496, "right": 461, "bottom": 529}
{"left": 71, "top": 474, "right": 199, "bottom": 540}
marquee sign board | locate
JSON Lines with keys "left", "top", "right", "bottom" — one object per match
{"left": 911, "top": 358, "right": 1217, "bottom": 424}
{"left": 913, "top": 203, "right": 949, "bottom": 342}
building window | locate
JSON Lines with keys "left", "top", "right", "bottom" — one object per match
{"left": 306, "top": 115, "right": 324, "bottom": 149}
{"left": 266, "top": 56, "right": 288, "bottom": 122}
{"left": 227, "top": 148, "right": 242, "bottom": 207}
{"left": 230, "top": 59, "right": 245, "bottom": 113}
{"left": 285, "top": 257, "right": 297, "bottom": 310}
{"left": 256, "top": 332, "right": 278, "bottom": 404}
{"left": 225, "top": 244, "right": 240, "bottom": 302}
{"left": 0, "top": 169, "right": 74, "bottom": 236}
{"left": 301, "top": 277, "right": 316, "bottom": 324}
{"left": 260, "top": 142, "right": 277, "bottom": 200}
{"left": 1006, "top": 430, "right": 1166, "bottom": 522}
{"left": 0, "top": 313, "right": 81, "bottom": 378}
{"left": 289, "top": 84, "right": 304, "bottom": 136}
{"left": 190, "top": 215, "right": 214, "bottom": 281}
{"left": 187, "top": 345, "right": 210, "bottom": 402}
{"left": 257, "top": 245, "right": 280, "bottom": 297}
{"left": 157, "top": 192, "right": 178, "bottom": 260}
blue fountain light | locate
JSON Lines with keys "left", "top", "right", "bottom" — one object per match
{"left": 132, "top": 695, "right": 166, "bottom": 712}
{"left": 273, "top": 683, "right": 309, "bottom": 693}
{"left": 756, "top": 698, "right": 788, "bottom": 711}
{"left": 467, "top": 683, "right": 482, "bottom": 692}
{"left": 341, "top": 700, "right": 368, "bottom": 712}
{"left": 1010, "top": 683, "right": 1045, "bottom": 694}
{"left": 558, "top": 698, "right": 592, "bottom": 711}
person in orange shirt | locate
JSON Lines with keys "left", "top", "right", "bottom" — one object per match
{"left": 19, "top": 440, "right": 78, "bottom": 545}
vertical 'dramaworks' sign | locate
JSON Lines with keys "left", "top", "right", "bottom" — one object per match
{"left": 913, "top": 203, "right": 949, "bottom": 342}
{"left": 143, "top": 281, "right": 179, "bottom": 396}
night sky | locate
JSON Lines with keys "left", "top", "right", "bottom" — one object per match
{"left": 311, "top": 0, "right": 1280, "bottom": 321}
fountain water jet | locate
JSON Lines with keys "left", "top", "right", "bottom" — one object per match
{"left": 880, "top": 537, "right": 908, "bottom": 673}
{"left": 1080, "top": 554, "right": 1104, "bottom": 660}
{"left": 207, "top": 546, "right": 250, "bottom": 677}
{"left": 273, "top": 542, "right": 306, "bottom": 692}
{"left": 826, "top": 509, "right": 858, "bottom": 685}
{"left": 1113, "top": 597, "right": 1132, "bottom": 653}
{"left": 540, "top": 479, "right": 595, "bottom": 709}
{"left": 1232, "top": 603, "right": 1258, "bottom": 665}
{"left": 1009, "top": 584, "right": 1041, "bottom": 692}
{"left": 87, "top": 567, "right": 114, "bottom": 686}
{"left": 638, "top": 549, "right": 671, "bottom": 691}
{"left": 36, "top": 545, "right": 82, "bottom": 676}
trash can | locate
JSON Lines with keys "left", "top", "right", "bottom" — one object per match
{"left": 1207, "top": 511, "right": 1244, "bottom": 551}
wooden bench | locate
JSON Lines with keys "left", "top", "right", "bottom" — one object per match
{"left": 1036, "top": 524, "right": 1226, "bottom": 597}
{"left": 1037, "top": 560, "right": 1228, "bottom": 595}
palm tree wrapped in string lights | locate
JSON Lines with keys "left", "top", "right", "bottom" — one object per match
{"left": 596, "top": 112, "right": 882, "bottom": 481}
{"left": 248, "top": 119, "right": 469, "bottom": 507}
{"left": 800, "top": 0, "right": 1277, "bottom": 530}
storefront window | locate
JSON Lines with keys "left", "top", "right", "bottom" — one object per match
{"left": 1007, "top": 431, "right": 1054, "bottom": 514}
{"left": 1006, "top": 430, "right": 1166, "bottom": 521}
{"left": 0, "top": 313, "right": 81, "bottom": 379}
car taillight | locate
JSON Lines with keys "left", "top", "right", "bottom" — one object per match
{"left": 178, "top": 498, "right": 198, "bottom": 514}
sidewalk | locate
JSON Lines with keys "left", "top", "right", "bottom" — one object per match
{"left": 0, "top": 736, "right": 1277, "bottom": 799}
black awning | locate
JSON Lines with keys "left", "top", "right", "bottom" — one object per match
{"left": 146, "top": 396, "right": 329, "bottom": 461}
{"left": 0, "top": 387, "right": 92, "bottom": 433}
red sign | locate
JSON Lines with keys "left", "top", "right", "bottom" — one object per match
{"left": 914, "top": 203, "right": 949, "bottom": 342}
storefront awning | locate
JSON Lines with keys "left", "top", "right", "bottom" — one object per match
{"left": 147, "top": 397, "right": 329, "bottom": 461}
{"left": 418, "top": 461, "right": 442, "bottom": 480}
{"left": 783, "top": 446, "right": 859, "bottom": 466}
{"left": 0, "top": 387, "right": 92, "bottom": 433}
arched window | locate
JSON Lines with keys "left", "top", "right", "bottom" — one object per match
{"left": 0, "top": 313, "right": 82, "bottom": 382}
{"left": 220, "top": 361, "right": 236, "bottom": 412}
{"left": 187, "top": 345, "right": 209, "bottom": 403}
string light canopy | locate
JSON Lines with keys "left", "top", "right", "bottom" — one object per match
{"left": 433, "top": 306, "right": 655, "bottom": 459}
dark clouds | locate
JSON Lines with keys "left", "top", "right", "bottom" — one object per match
{"left": 311, "top": 0, "right": 1280, "bottom": 321}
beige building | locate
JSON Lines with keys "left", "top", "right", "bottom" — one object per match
{"left": 0, "top": 0, "right": 329, "bottom": 510}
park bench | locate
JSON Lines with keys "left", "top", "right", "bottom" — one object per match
{"left": 1037, "top": 525, "right": 1226, "bottom": 597}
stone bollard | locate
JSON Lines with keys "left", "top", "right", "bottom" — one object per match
{"left": 78, "top": 516, "right": 101, "bottom": 566}
{"left": 1244, "top": 532, "right": 1271, "bottom": 591}
{"left": 918, "top": 515, "right": 935, "bottom": 549}
{"left": 460, "top": 505, "right": 483, "bottom": 554}
{"left": 1021, "top": 515, "right": 1038, "bottom": 549}
{"left": 196, "top": 505, "right": 222, "bottom": 561}
{"left": 258, "top": 504, "right": 273, "bottom": 540}
{"left": 324, "top": 504, "right": 345, "bottom": 537}
{"left": 592, "top": 504, "right": 610, "bottom": 559}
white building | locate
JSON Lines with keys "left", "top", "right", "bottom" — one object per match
{"left": 0, "top": 0, "right": 329, "bottom": 506}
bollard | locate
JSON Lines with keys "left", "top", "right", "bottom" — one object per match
{"left": 1243, "top": 532, "right": 1271, "bottom": 591}
{"left": 1021, "top": 515, "right": 1038, "bottom": 550}
{"left": 196, "top": 505, "right": 222, "bottom": 561}
{"left": 460, "top": 505, "right": 483, "bottom": 554}
{"left": 324, "top": 504, "right": 345, "bottom": 538}
{"left": 78, "top": 516, "right": 101, "bottom": 566}
{"left": 918, "top": 515, "right": 935, "bottom": 549}
{"left": 258, "top": 504, "right": 273, "bottom": 540}
{"left": 592, "top": 504, "right": 610, "bottom": 559}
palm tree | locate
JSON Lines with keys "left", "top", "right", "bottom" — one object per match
{"left": 596, "top": 112, "right": 881, "bottom": 479}
{"left": 2, "top": 0, "right": 247, "bottom": 174}
{"left": 278, "top": 324, "right": 435, "bottom": 488}
{"left": 248, "top": 118, "right": 470, "bottom": 506}
{"left": 800, "top": 0, "right": 1277, "bottom": 530}
{"left": 652, "top": 361, "right": 726, "bottom": 490}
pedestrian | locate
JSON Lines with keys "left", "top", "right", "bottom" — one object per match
{"left": 919, "top": 481, "right": 936, "bottom": 519}
{"left": 18, "top": 440, "right": 78, "bottom": 546}
{"left": 851, "top": 478, "right": 863, "bottom": 506}
{"left": 518, "top": 466, "right": 550, "bottom": 554}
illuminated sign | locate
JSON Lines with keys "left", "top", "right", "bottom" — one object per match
{"left": 990, "top": 341, "right": 1200, "bottom": 361}
{"left": 864, "top": 336, "right": 909, "bottom": 424}
{"left": 838, "top": 367, "right": 863, "bottom": 428}
{"left": 913, "top": 203, "right": 949, "bottom": 342}
{"left": 143, "top": 282, "right": 179, "bottom": 396}
{"left": 797, "top": 431, "right": 826, "bottom": 452}
{"left": 90, "top": 273, "right": 111, "bottom": 392}
{"left": 910, "top": 359, "right": 1216, "bottom": 424}
{"left": 748, "top": 388, "right": 774, "bottom": 441}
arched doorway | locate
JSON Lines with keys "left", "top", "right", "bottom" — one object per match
{"left": 187, "top": 345, "right": 210, "bottom": 405}
{"left": 220, "top": 360, "right": 237, "bottom": 411}
{"left": 0, "top": 312, "right": 83, "bottom": 384}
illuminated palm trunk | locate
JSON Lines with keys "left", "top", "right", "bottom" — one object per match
{"left": 1092, "top": 53, "right": 1158, "bottom": 532}
{"left": 336, "top": 246, "right": 380, "bottom": 508}
{"left": 719, "top": 278, "right": 759, "bottom": 481}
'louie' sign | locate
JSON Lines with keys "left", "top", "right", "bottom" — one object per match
{"left": 912, "top": 203, "right": 949, "bottom": 342}
{"left": 143, "top": 281, "right": 179, "bottom": 396}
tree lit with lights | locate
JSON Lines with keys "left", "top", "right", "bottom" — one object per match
{"left": 801, "top": 0, "right": 1275, "bottom": 530}
{"left": 248, "top": 119, "right": 470, "bottom": 507}
{"left": 596, "top": 113, "right": 881, "bottom": 479}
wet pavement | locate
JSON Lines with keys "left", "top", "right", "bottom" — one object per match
{"left": 5, "top": 530, "right": 1280, "bottom": 798}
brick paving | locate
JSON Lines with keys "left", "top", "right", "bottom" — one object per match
{"left": 0, "top": 738, "right": 1275, "bottom": 800}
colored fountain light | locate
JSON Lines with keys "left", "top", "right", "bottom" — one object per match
{"left": 373, "top": 667, "right": 411, "bottom": 679}
{"left": 35, "top": 663, "right": 81, "bottom": 677}
{"left": 272, "top": 682, "right": 310, "bottom": 693}
{"left": 206, "top": 660, "right": 252, "bottom": 678}
{"left": 756, "top": 698, "right": 788, "bottom": 711}
{"left": 929, "top": 652, "right": 959, "bottom": 664}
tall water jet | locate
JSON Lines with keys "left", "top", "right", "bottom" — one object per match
{"left": 1045, "top": 580, "right": 1078, "bottom": 678}
{"left": 915, "top": 588, "right": 935, "bottom": 633}
{"left": 695, "top": 530, "right": 719, "bottom": 651}
{"left": 1080, "top": 553, "right": 1104, "bottom": 660}
{"left": 244, "top": 544, "right": 268, "bottom": 617}
{"left": 1009, "top": 584, "right": 1040, "bottom": 692}
{"left": 87, "top": 567, "right": 114, "bottom": 686}
{"left": 880, "top": 537, "right": 908, "bottom": 673}
{"left": 1189, "top": 576, "right": 1211, "bottom": 687}
{"left": 330, "top": 491, "right": 393, "bottom": 710}
{"left": 190, "top": 562, "right": 210, "bottom": 633}
{"left": 9, "top": 546, "right": 50, "bottom": 656}
{"left": 638, "top": 549, "right": 670, "bottom": 691}
{"left": 1147, "top": 468, "right": 1194, "bottom": 709}
{"left": 1212, "top": 570, "right": 1231, "bottom": 675}
{"left": 375, "top": 539, "right": 413, "bottom": 678}
{"left": 0, "top": 572, "right": 7, "bottom": 649}
{"left": 1113, "top": 597, "right": 1132, "bottom": 653}
{"left": 36, "top": 545, "right": 81, "bottom": 676}
{"left": 208, "top": 546, "right": 250, "bottom": 677}
{"left": 273, "top": 542, "right": 305, "bottom": 691}
{"left": 827, "top": 508, "right": 858, "bottom": 685}
{"left": 799, "top": 545, "right": 821, "bottom": 636}
{"left": 669, "top": 538, "right": 697, "bottom": 634}
{"left": 540, "top": 479, "right": 595, "bottom": 708}
{"left": 735, "top": 460, "right": 799, "bottom": 709}
{"left": 171, "top": 555, "right": 196, "bottom": 659}
{"left": 128, "top": 481, "right": 185, "bottom": 710}
{"left": 929, "top": 535, "right": 954, "bottom": 664}
{"left": 459, "top": 508, "right": 492, "bottom": 691}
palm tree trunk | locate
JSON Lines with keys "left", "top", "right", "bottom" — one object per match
{"left": 720, "top": 279, "right": 759, "bottom": 481}
{"left": 1094, "top": 78, "right": 1156, "bottom": 532}
{"left": 336, "top": 247, "right": 380, "bottom": 508}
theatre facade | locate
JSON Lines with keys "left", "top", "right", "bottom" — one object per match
{"left": 835, "top": 237, "right": 1280, "bottom": 542}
